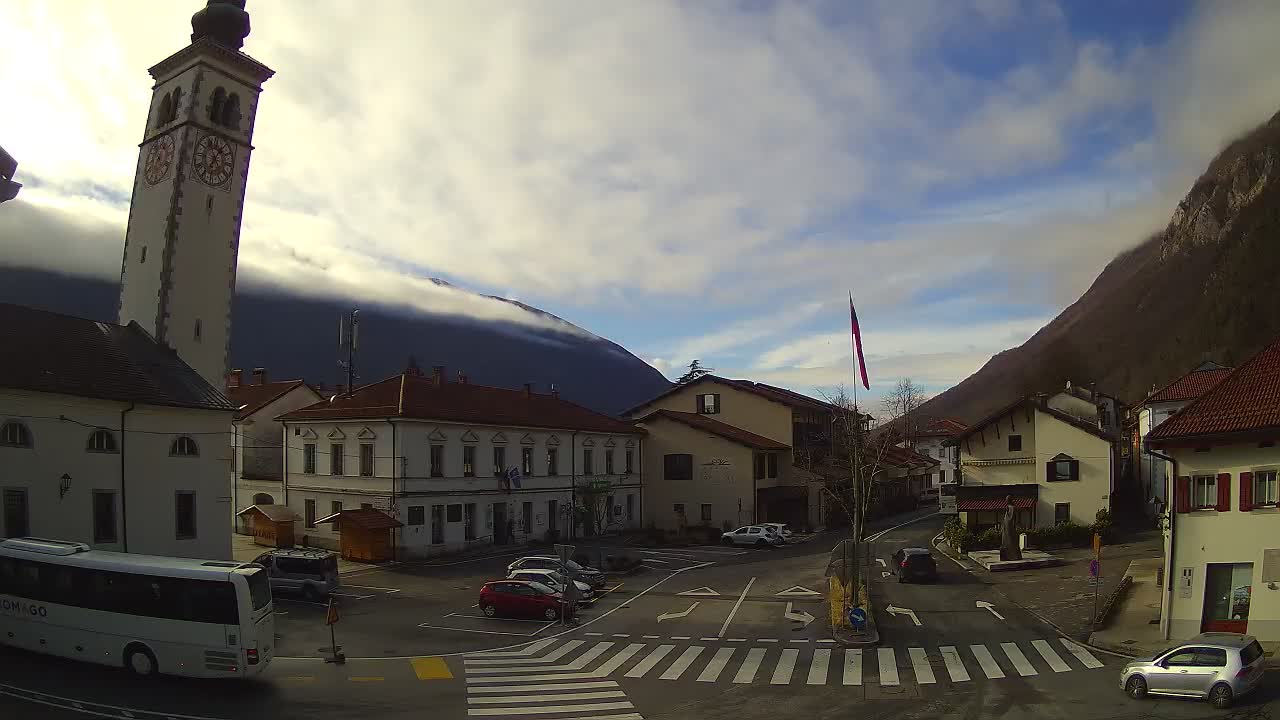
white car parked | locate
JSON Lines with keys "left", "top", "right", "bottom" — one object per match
{"left": 507, "top": 568, "right": 595, "bottom": 599}
{"left": 721, "top": 525, "right": 784, "bottom": 547}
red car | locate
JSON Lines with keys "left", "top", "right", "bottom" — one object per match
{"left": 479, "top": 579, "right": 571, "bottom": 621}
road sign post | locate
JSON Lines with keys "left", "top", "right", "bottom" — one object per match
{"left": 324, "top": 597, "right": 345, "bottom": 664}
{"left": 1088, "top": 558, "right": 1101, "bottom": 629}
{"left": 848, "top": 606, "right": 867, "bottom": 632}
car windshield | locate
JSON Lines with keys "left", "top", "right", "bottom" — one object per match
{"left": 526, "top": 581, "right": 557, "bottom": 595}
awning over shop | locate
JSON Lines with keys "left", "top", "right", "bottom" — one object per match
{"left": 956, "top": 497, "right": 1036, "bottom": 511}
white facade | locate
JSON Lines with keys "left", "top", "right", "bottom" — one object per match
{"left": 117, "top": 41, "right": 272, "bottom": 390}
{"left": 1, "top": 389, "right": 233, "bottom": 560}
{"left": 231, "top": 382, "right": 322, "bottom": 532}
{"left": 1159, "top": 443, "right": 1280, "bottom": 642}
{"left": 281, "top": 418, "right": 643, "bottom": 558}
{"left": 956, "top": 394, "right": 1113, "bottom": 529}
{"left": 911, "top": 437, "right": 957, "bottom": 488}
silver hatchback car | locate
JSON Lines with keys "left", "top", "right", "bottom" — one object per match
{"left": 1120, "top": 632, "right": 1266, "bottom": 709}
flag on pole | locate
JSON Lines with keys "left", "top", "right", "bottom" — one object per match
{"left": 849, "top": 293, "right": 869, "bottom": 390}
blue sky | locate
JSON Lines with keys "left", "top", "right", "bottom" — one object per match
{"left": 3, "top": 0, "right": 1280, "bottom": 411}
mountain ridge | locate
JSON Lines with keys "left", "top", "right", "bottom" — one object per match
{"left": 921, "top": 107, "right": 1280, "bottom": 422}
{"left": 0, "top": 265, "right": 672, "bottom": 416}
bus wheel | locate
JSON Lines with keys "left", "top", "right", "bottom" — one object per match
{"left": 124, "top": 644, "right": 158, "bottom": 677}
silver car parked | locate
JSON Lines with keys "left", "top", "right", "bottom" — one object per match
{"left": 1120, "top": 632, "right": 1266, "bottom": 709}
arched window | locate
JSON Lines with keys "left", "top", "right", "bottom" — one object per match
{"left": 168, "top": 86, "right": 184, "bottom": 123}
{"left": 156, "top": 92, "right": 172, "bottom": 129}
{"left": 209, "top": 87, "right": 227, "bottom": 125}
{"left": 221, "top": 93, "right": 241, "bottom": 130}
{"left": 170, "top": 435, "right": 199, "bottom": 457}
{"left": 87, "top": 429, "right": 118, "bottom": 453}
{"left": 252, "top": 493, "right": 275, "bottom": 506}
{"left": 1, "top": 420, "right": 33, "bottom": 448}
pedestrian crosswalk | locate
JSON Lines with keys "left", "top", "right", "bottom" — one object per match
{"left": 462, "top": 635, "right": 1107, "bottom": 714}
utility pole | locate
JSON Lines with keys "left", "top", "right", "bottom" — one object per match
{"left": 338, "top": 309, "right": 360, "bottom": 392}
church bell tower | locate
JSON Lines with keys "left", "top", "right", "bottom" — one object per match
{"left": 117, "top": 0, "right": 273, "bottom": 390}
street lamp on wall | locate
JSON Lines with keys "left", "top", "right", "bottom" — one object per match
{"left": 60, "top": 473, "right": 72, "bottom": 499}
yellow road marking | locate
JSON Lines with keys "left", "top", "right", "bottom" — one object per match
{"left": 349, "top": 676, "right": 385, "bottom": 682}
{"left": 411, "top": 657, "right": 454, "bottom": 680}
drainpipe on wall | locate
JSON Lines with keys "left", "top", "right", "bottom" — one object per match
{"left": 390, "top": 418, "right": 397, "bottom": 561}
{"left": 119, "top": 402, "right": 135, "bottom": 552}
{"left": 638, "top": 436, "right": 644, "bottom": 530}
{"left": 570, "top": 431, "right": 579, "bottom": 540}
{"left": 1145, "top": 446, "right": 1178, "bottom": 641}
{"left": 281, "top": 422, "right": 289, "bottom": 505}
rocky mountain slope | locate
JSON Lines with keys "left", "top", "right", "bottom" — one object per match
{"left": 0, "top": 267, "right": 672, "bottom": 416}
{"left": 922, "top": 108, "right": 1280, "bottom": 422}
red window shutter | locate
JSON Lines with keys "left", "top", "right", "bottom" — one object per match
{"left": 1240, "top": 472, "right": 1253, "bottom": 512}
{"left": 1216, "top": 473, "right": 1231, "bottom": 511}
{"left": 1175, "top": 476, "right": 1191, "bottom": 513}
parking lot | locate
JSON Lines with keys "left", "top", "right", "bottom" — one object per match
{"left": 268, "top": 544, "right": 731, "bottom": 658}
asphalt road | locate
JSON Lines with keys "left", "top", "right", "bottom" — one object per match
{"left": 3, "top": 512, "right": 1278, "bottom": 720}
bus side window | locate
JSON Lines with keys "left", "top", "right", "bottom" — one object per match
{"left": 0, "top": 557, "right": 15, "bottom": 593}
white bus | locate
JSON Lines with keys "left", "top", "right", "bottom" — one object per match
{"left": 0, "top": 537, "right": 274, "bottom": 678}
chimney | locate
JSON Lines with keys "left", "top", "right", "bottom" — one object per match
{"left": 406, "top": 355, "right": 424, "bottom": 377}
{"left": 551, "top": 383, "right": 559, "bottom": 399}
{"left": 252, "top": 367, "right": 267, "bottom": 385}
{"left": 228, "top": 369, "right": 244, "bottom": 388}
{"left": 523, "top": 383, "right": 533, "bottom": 398}
{"left": 431, "top": 365, "right": 444, "bottom": 388}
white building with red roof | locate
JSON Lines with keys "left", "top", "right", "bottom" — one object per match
{"left": 1137, "top": 361, "right": 1234, "bottom": 516}
{"left": 1147, "top": 341, "right": 1280, "bottom": 643}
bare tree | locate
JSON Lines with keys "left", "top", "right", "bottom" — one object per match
{"left": 880, "top": 377, "right": 930, "bottom": 447}
{"left": 816, "top": 386, "right": 905, "bottom": 542}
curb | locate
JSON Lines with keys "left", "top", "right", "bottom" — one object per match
{"left": 931, "top": 531, "right": 1137, "bottom": 660}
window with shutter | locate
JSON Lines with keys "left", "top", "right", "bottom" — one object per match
{"left": 1240, "top": 472, "right": 1253, "bottom": 512}
{"left": 1215, "top": 473, "right": 1231, "bottom": 511}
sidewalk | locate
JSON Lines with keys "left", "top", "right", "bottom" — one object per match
{"left": 933, "top": 528, "right": 1163, "bottom": 641}
{"left": 1088, "top": 557, "right": 1166, "bottom": 658}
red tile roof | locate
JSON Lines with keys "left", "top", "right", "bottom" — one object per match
{"left": 878, "top": 444, "right": 938, "bottom": 469}
{"left": 635, "top": 409, "right": 789, "bottom": 450}
{"left": 0, "top": 303, "right": 232, "bottom": 411}
{"left": 278, "top": 373, "right": 641, "bottom": 435}
{"left": 228, "top": 379, "right": 313, "bottom": 420}
{"left": 915, "top": 418, "right": 969, "bottom": 438}
{"left": 1145, "top": 367, "right": 1234, "bottom": 404}
{"left": 1148, "top": 339, "right": 1280, "bottom": 443}
{"left": 957, "top": 497, "right": 1036, "bottom": 511}
{"left": 623, "top": 375, "right": 836, "bottom": 416}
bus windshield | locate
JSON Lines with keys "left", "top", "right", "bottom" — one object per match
{"left": 245, "top": 568, "right": 272, "bottom": 611}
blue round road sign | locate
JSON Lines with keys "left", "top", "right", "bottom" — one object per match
{"left": 849, "top": 607, "right": 867, "bottom": 628}
{"left": 1089, "top": 559, "right": 1100, "bottom": 577}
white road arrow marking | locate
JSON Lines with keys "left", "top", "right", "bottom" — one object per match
{"left": 976, "top": 601, "right": 1005, "bottom": 620}
{"left": 876, "top": 558, "right": 887, "bottom": 568}
{"left": 886, "top": 604, "right": 921, "bottom": 626}
{"left": 783, "top": 602, "right": 815, "bottom": 627}
{"left": 678, "top": 587, "right": 720, "bottom": 597}
{"left": 775, "top": 585, "right": 821, "bottom": 597}
{"left": 657, "top": 602, "right": 699, "bottom": 623}
{"left": 881, "top": 571, "right": 892, "bottom": 579}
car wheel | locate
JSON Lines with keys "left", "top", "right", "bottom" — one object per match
{"left": 1209, "top": 683, "right": 1233, "bottom": 709}
{"left": 543, "top": 607, "right": 558, "bottom": 621}
{"left": 124, "top": 644, "right": 158, "bottom": 677}
{"left": 1125, "top": 675, "right": 1147, "bottom": 700}
{"left": 722, "top": 537, "right": 735, "bottom": 546}
{"left": 481, "top": 603, "right": 497, "bottom": 618}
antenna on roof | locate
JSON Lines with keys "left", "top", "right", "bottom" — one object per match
{"left": 337, "top": 309, "right": 360, "bottom": 394}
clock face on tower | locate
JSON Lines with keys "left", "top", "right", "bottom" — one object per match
{"left": 143, "top": 134, "right": 175, "bottom": 186}
{"left": 192, "top": 134, "right": 235, "bottom": 187}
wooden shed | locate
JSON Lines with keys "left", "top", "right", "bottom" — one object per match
{"left": 316, "top": 508, "right": 402, "bottom": 563}
{"left": 236, "top": 504, "right": 300, "bottom": 548}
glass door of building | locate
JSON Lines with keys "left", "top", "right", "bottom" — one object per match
{"left": 1201, "top": 562, "right": 1252, "bottom": 633}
